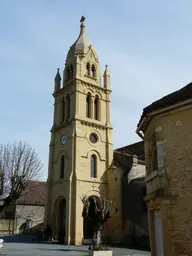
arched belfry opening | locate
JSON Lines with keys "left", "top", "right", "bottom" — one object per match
{"left": 83, "top": 195, "right": 100, "bottom": 241}
{"left": 53, "top": 197, "right": 66, "bottom": 244}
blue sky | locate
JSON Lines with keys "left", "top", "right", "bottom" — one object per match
{"left": 0, "top": 1, "right": 192, "bottom": 180}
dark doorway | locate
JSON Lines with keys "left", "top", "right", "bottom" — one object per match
{"left": 58, "top": 198, "right": 66, "bottom": 244}
{"left": 83, "top": 196, "right": 100, "bottom": 240}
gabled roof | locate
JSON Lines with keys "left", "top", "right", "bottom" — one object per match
{"left": 138, "top": 82, "right": 192, "bottom": 128}
{"left": 17, "top": 180, "right": 45, "bottom": 206}
{"left": 115, "top": 141, "right": 145, "bottom": 161}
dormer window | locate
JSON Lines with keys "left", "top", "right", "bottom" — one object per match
{"left": 91, "top": 65, "right": 96, "bottom": 78}
{"left": 86, "top": 62, "right": 90, "bottom": 76}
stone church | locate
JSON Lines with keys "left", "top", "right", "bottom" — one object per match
{"left": 44, "top": 17, "right": 149, "bottom": 248}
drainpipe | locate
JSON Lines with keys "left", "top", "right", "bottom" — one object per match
{"left": 135, "top": 116, "right": 148, "bottom": 140}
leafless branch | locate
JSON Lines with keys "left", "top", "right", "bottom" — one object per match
{"left": 0, "top": 141, "right": 43, "bottom": 217}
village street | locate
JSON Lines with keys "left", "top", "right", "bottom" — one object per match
{"left": 0, "top": 243, "right": 150, "bottom": 256}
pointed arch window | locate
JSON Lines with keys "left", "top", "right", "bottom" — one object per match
{"left": 90, "top": 154, "right": 97, "bottom": 178}
{"left": 94, "top": 96, "right": 99, "bottom": 120}
{"left": 91, "top": 65, "right": 96, "bottom": 78}
{"left": 67, "top": 66, "right": 70, "bottom": 79}
{"left": 86, "top": 62, "right": 90, "bottom": 76}
{"left": 70, "top": 65, "right": 73, "bottom": 78}
{"left": 66, "top": 95, "right": 70, "bottom": 119}
{"left": 60, "top": 155, "right": 65, "bottom": 179}
{"left": 61, "top": 98, "right": 65, "bottom": 123}
{"left": 86, "top": 93, "right": 91, "bottom": 118}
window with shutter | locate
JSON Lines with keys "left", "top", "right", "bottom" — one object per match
{"left": 157, "top": 142, "right": 164, "bottom": 169}
{"left": 148, "top": 133, "right": 158, "bottom": 173}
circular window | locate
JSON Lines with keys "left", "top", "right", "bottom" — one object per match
{"left": 89, "top": 133, "right": 98, "bottom": 144}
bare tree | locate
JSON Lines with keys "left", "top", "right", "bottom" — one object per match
{"left": 0, "top": 141, "right": 43, "bottom": 217}
{"left": 81, "top": 194, "right": 115, "bottom": 250}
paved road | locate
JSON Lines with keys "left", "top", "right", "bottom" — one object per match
{"left": 0, "top": 243, "right": 150, "bottom": 256}
{"left": 0, "top": 235, "right": 151, "bottom": 256}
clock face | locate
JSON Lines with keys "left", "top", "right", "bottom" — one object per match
{"left": 61, "top": 135, "right": 67, "bottom": 145}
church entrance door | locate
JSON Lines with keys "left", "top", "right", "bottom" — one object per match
{"left": 57, "top": 198, "right": 66, "bottom": 244}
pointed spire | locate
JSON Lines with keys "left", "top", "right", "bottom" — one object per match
{"left": 103, "top": 65, "right": 110, "bottom": 89}
{"left": 104, "top": 65, "right": 110, "bottom": 76}
{"left": 54, "top": 68, "right": 61, "bottom": 92}
{"left": 54, "top": 68, "right": 61, "bottom": 81}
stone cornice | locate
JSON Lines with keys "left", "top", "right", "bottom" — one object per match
{"left": 78, "top": 78, "right": 112, "bottom": 94}
{"left": 53, "top": 79, "right": 75, "bottom": 98}
{"left": 50, "top": 119, "right": 73, "bottom": 132}
{"left": 76, "top": 179, "right": 107, "bottom": 185}
{"left": 79, "top": 118, "right": 113, "bottom": 130}
{"left": 51, "top": 118, "right": 113, "bottom": 133}
{"left": 52, "top": 77, "right": 112, "bottom": 98}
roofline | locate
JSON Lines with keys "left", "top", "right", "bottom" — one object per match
{"left": 137, "top": 98, "right": 192, "bottom": 134}
{"left": 115, "top": 140, "right": 143, "bottom": 151}
{"left": 136, "top": 116, "right": 147, "bottom": 139}
{"left": 113, "top": 150, "right": 133, "bottom": 157}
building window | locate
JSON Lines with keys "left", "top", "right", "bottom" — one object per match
{"left": 89, "top": 133, "right": 98, "bottom": 144}
{"left": 60, "top": 155, "right": 65, "bottom": 179}
{"left": 94, "top": 96, "right": 99, "bottom": 120}
{"left": 67, "top": 66, "right": 70, "bottom": 79}
{"left": 91, "top": 65, "right": 96, "bottom": 78}
{"left": 86, "top": 93, "right": 91, "bottom": 118}
{"left": 86, "top": 62, "right": 90, "bottom": 76}
{"left": 90, "top": 154, "right": 97, "bottom": 178}
{"left": 148, "top": 133, "right": 158, "bottom": 172}
{"left": 61, "top": 99, "right": 65, "bottom": 123}
{"left": 66, "top": 95, "right": 70, "bottom": 119}
{"left": 70, "top": 65, "right": 73, "bottom": 78}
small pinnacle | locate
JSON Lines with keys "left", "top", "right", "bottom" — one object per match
{"left": 57, "top": 68, "right": 59, "bottom": 72}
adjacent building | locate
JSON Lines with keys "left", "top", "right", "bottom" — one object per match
{"left": 106, "top": 142, "right": 149, "bottom": 249}
{"left": 0, "top": 181, "right": 45, "bottom": 235}
{"left": 136, "top": 82, "right": 192, "bottom": 255}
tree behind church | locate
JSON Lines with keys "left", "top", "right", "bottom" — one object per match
{"left": 0, "top": 141, "right": 43, "bottom": 218}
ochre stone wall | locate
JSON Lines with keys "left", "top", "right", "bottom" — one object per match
{"left": 144, "top": 106, "right": 192, "bottom": 255}
{"left": 0, "top": 219, "right": 14, "bottom": 234}
{"left": 106, "top": 166, "right": 123, "bottom": 243}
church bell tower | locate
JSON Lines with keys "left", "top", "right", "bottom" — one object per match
{"left": 44, "top": 16, "right": 113, "bottom": 245}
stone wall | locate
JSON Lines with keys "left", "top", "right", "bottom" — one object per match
{"left": 15, "top": 204, "right": 44, "bottom": 234}
{"left": 106, "top": 162, "right": 149, "bottom": 249}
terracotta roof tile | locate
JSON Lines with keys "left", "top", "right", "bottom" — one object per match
{"left": 17, "top": 180, "right": 46, "bottom": 206}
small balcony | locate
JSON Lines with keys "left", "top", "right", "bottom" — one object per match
{"left": 144, "top": 169, "right": 168, "bottom": 200}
